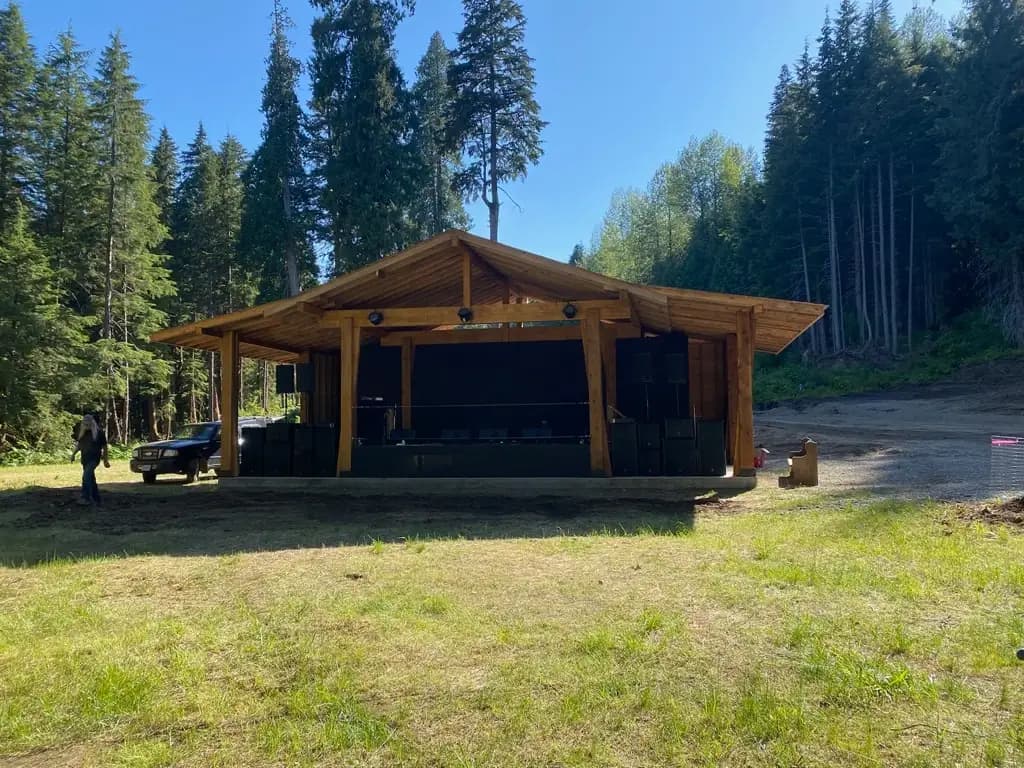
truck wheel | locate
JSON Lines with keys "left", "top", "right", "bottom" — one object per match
{"left": 142, "top": 472, "right": 157, "bottom": 485}
{"left": 185, "top": 459, "right": 200, "bottom": 484}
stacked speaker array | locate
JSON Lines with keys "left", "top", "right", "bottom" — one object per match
{"left": 275, "top": 364, "right": 314, "bottom": 394}
{"left": 241, "top": 423, "right": 339, "bottom": 477}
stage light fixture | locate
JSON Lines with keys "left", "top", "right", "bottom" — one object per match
{"left": 368, "top": 311, "right": 384, "bottom": 326}
{"left": 562, "top": 303, "right": 578, "bottom": 319}
{"left": 457, "top": 307, "right": 473, "bottom": 323}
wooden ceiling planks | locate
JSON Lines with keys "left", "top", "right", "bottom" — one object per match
{"left": 150, "top": 229, "right": 828, "bottom": 361}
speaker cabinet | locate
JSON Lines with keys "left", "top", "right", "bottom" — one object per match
{"left": 275, "top": 364, "right": 295, "bottom": 394}
{"left": 239, "top": 427, "right": 266, "bottom": 477}
{"left": 637, "top": 422, "right": 661, "bottom": 450}
{"left": 631, "top": 352, "right": 655, "bottom": 384}
{"left": 697, "top": 419, "right": 727, "bottom": 477}
{"left": 292, "top": 425, "right": 315, "bottom": 477}
{"left": 664, "top": 417, "right": 695, "bottom": 440}
{"left": 264, "top": 422, "right": 294, "bottom": 476}
{"left": 664, "top": 352, "right": 688, "bottom": 384}
{"left": 295, "top": 363, "right": 314, "bottom": 394}
{"left": 664, "top": 439, "right": 698, "bottom": 476}
{"left": 313, "top": 426, "right": 338, "bottom": 477}
{"left": 609, "top": 420, "right": 638, "bottom": 476}
{"left": 638, "top": 448, "right": 662, "bottom": 476}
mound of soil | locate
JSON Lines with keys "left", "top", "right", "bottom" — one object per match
{"left": 966, "top": 497, "right": 1024, "bottom": 527}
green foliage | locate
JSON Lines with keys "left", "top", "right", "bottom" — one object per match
{"left": 308, "top": 0, "right": 421, "bottom": 273}
{"left": 240, "top": 1, "right": 317, "bottom": 301}
{"left": 449, "top": 0, "right": 545, "bottom": 241}
{"left": 755, "top": 312, "right": 1019, "bottom": 403}
{"left": 0, "top": 2, "right": 35, "bottom": 230}
{"left": 409, "top": 31, "right": 469, "bottom": 238}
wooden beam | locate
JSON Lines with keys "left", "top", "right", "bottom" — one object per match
{"left": 581, "top": 308, "right": 611, "bottom": 476}
{"left": 336, "top": 317, "right": 357, "bottom": 475}
{"left": 462, "top": 248, "right": 472, "bottom": 306}
{"left": 298, "top": 351, "right": 311, "bottom": 425}
{"left": 379, "top": 323, "right": 641, "bottom": 347}
{"left": 734, "top": 310, "right": 756, "bottom": 477}
{"left": 219, "top": 330, "right": 240, "bottom": 477}
{"left": 322, "top": 299, "right": 630, "bottom": 329}
{"left": 401, "top": 338, "right": 414, "bottom": 430}
{"left": 725, "top": 333, "right": 738, "bottom": 465}
{"left": 600, "top": 322, "right": 618, "bottom": 419}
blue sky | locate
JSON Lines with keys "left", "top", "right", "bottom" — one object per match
{"left": 24, "top": 0, "right": 962, "bottom": 261}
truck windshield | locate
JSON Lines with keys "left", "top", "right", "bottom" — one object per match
{"left": 173, "top": 424, "right": 218, "bottom": 441}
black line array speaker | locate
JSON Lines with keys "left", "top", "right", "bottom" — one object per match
{"left": 664, "top": 353, "right": 688, "bottom": 384}
{"left": 631, "top": 352, "right": 655, "bottom": 384}
{"left": 697, "top": 419, "right": 727, "bottom": 477}
{"left": 292, "top": 425, "right": 315, "bottom": 477}
{"left": 639, "top": 448, "right": 662, "bottom": 476}
{"left": 637, "top": 422, "right": 661, "bottom": 450}
{"left": 609, "top": 420, "right": 638, "bottom": 476}
{"left": 264, "top": 422, "right": 294, "bottom": 476}
{"left": 275, "top": 364, "right": 295, "bottom": 394}
{"left": 240, "top": 427, "right": 266, "bottom": 477}
{"left": 665, "top": 417, "right": 695, "bottom": 440}
{"left": 664, "top": 438, "right": 698, "bottom": 476}
{"left": 295, "top": 363, "right": 314, "bottom": 394}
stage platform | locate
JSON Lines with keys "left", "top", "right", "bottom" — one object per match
{"left": 217, "top": 474, "right": 756, "bottom": 500}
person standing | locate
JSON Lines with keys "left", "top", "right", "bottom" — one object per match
{"left": 71, "top": 414, "right": 110, "bottom": 506}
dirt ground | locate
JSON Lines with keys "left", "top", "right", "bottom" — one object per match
{"left": 756, "top": 359, "right": 1024, "bottom": 500}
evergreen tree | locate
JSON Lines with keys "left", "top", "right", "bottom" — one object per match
{"left": 212, "top": 134, "right": 251, "bottom": 314}
{"left": 91, "top": 33, "right": 173, "bottom": 440}
{"left": 449, "top": 0, "right": 545, "bottom": 241}
{"left": 241, "top": 0, "right": 316, "bottom": 299}
{"left": 410, "top": 31, "right": 468, "bottom": 237}
{"left": 173, "top": 123, "right": 220, "bottom": 320}
{"left": 33, "top": 28, "right": 102, "bottom": 311}
{"left": 309, "top": 0, "right": 419, "bottom": 273}
{"left": 0, "top": 205, "right": 80, "bottom": 450}
{"left": 936, "top": 0, "right": 1024, "bottom": 343}
{"left": 151, "top": 127, "right": 178, "bottom": 243}
{"left": 0, "top": 2, "right": 35, "bottom": 230}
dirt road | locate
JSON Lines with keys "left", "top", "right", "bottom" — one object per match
{"left": 756, "top": 359, "right": 1024, "bottom": 500}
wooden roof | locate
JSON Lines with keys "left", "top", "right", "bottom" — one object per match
{"left": 151, "top": 230, "right": 826, "bottom": 361}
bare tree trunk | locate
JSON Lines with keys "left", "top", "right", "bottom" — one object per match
{"left": 797, "top": 201, "right": 817, "bottom": 355}
{"left": 906, "top": 176, "right": 915, "bottom": 353}
{"left": 871, "top": 183, "right": 880, "bottom": 346}
{"left": 827, "top": 154, "right": 842, "bottom": 353}
{"left": 877, "top": 162, "right": 891, "bottom": 352}
{"left": 888, "top": 153, "right": 898, "bottom": 350}
{"left": 854, "top": 184, "right": 873, "bottom": 347}
{"left": 261, "top": 360, "right": 269, "bottom": 412}
{"left": 283, "top": 179, "right": 299, "bottom": 296}
{"left": 488, "top": 63, "right": 500, "bottom": 242}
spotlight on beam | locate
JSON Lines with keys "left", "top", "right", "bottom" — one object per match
{"left": 368, "top": 311, "right": 384, "bottom": 326}
{"left": 457, "top": 307, "right": 473, "bottom": 323}
{"left": 562, "top": 303, "right": 578, "bottom": 320}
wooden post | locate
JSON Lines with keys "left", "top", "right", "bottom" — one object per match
{"left": 462, "top": 249, "right": 472, "bottom": 306}
{"left": 600, "top": 322, "right": 618, "bottom": 419}
{"left": 582, "top": 309, "right": 610, "bottom": 476}
{"left": 336, "top": 317, "right": 360, "bottom": 476}
{"left": 298, "top": 351, "right": 311, "bottom": 425}
{"left": 401, "top": 337, "right": 414, "bottom": 430}
{"left": 734, "top": 310, "right": 756, "bottom": 476}
{"left": 219, "top": 330, "right": 240, "bottom": 477}
{"left": 725, "top": 333, "right": 738, "bottom": 465}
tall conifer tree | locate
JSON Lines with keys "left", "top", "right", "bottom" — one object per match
{"left": 0, "top": 2, "right": 35, "bottom": 230}
{"left": 449, "top": 0, "right": 544, "bottom": 241}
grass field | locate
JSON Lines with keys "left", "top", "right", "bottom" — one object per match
{"left": 1, "top": 462, "right": 1022, "bottom": 767}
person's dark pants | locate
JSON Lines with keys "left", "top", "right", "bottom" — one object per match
{"left": 81, "top": 460, "right": 101, "bottom": 505}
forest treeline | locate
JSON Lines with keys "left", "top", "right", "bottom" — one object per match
{"left": 578, "top": 0, "right": 1024, "bottom": 359}
{"left": 0, "top": 0, "right": 544, "bottom": 454}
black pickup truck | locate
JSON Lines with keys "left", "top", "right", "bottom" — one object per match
{"left": 130, "top": 422, "right": 221, "bottom": 484}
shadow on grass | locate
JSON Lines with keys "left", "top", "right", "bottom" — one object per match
{"left": 0, "top": 479, "right": 726, "bottom": 567}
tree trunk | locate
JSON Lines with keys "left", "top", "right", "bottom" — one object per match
{"left": 888, "top": 153, "right": 898, "bottom": 350}
{"left": 871, "top": 183, "right": 880, "bottom": 346}
{"left": 907, "top": 177, "right": 915, "bottom": 353}
{"left": 488, "top": 62, "right": 500, "bottom": 242}
{"left": 827, "top": 154, "right": 842, "bottom": 353}
{"left": 797, "top": 202, "right": 817, "bottom": 356}
{"left": 283, "top": 178, "right": 299, "bottom": 296}
{"left": 854, "top": 183, "right": 872, "bottom": 347}
{"left": 877, "top": 162, "right": 890, "bottom": 353}
{"left": 209, "top": 352, "right": 218, "bottom": 422}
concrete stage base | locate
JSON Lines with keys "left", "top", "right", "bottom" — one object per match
{"left": 218, "top": 475, "right": 757, "bottom": 500}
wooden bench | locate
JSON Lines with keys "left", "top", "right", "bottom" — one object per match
{"left": 778, "top": 438, "right": 818, "bottom": 488}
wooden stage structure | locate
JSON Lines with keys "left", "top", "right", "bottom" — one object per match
{"left": 152, "top": 230, "right": 826, "bottom": 481}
